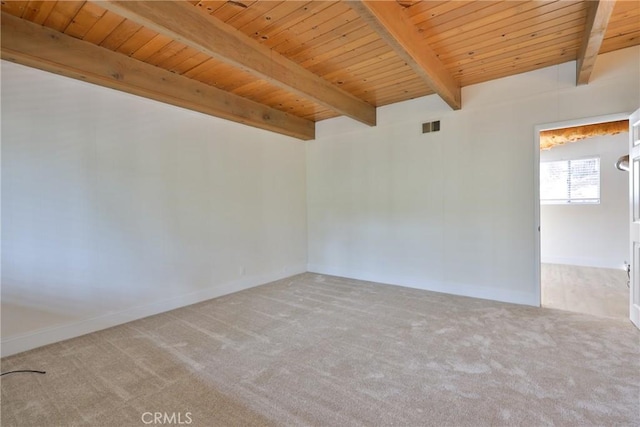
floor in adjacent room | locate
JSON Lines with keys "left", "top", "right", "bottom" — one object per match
{"left": 2, "top": 273, "right": 639, "bottom": 426}
{"left": 541, "top": 263, "right": 629, "bottom": 320}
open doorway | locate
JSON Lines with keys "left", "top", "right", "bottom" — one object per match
{"left": 535, "top": 114, "right": 630, "bottom": 320}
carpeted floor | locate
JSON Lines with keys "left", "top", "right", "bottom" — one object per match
{"left": 541, "top": 263, "right": 629, "bottom": 320}
{"left": 2, "top": 273, "right": 639, "bottom": 426}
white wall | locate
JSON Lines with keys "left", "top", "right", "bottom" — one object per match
{"left": 1, "top": 61, "right": 308, "bottom": 356}
{"left": 307, "top": 46, "right": 640, "bottom": 307}
{"left": 540, "top": 133, "right": 628, "bottom": 269}
{"left": 2, "top": 47, "right": 639, "bottom": 357}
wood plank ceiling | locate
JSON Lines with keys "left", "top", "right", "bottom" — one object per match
{"left": 1, "top": 0, "right": 639, "bottom": 140}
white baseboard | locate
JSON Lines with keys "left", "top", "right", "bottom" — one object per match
{"left": 1, "top": 265, "right": 306, "bottom": 357}
{"left": 541, "top": 256, "right": 626, "bottom": 270}
{"left": 307, "top": 264, "right": 538, "bottom": 307}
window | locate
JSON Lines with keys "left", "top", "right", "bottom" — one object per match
{"left": 540, "top": 157, "right": 600, "bottom": 204}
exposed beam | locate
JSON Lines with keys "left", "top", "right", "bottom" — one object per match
{"left": 540, "top": 119, "right": 628, "bottom": 150}
{"left": 348, "top": 0, "right": 461, "bottom": 110}
{"left": 576, "top": 0, "right": 616, "bottom": 85}
{"left": 0, "top": 12, "right": 315, "bottom": 140}
{"left": 97, "top": 0, "right": 376, "bottom": 126}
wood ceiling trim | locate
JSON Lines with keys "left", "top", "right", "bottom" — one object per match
{"left": 0, "top": 12, "right": 315, "bottom": 140}
{"left": 576, "top": 0, "right": 616, "bottom": 85}
{"left": 96, "top": 0, "right": 376, "bottom": 127}
{"left": 348, "top": 0, "right": 461, "bottom": 111}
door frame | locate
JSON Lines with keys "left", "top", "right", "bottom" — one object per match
{"left": 533, "top": 112, "right": 631, "bottom": 307}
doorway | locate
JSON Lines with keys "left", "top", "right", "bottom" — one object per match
{"left": 534, "top": 114, "right": 630, "bottom": 320}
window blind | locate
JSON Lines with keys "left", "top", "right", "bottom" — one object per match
{"left": 540, "top": 157, "right": 600, "bottom": 204}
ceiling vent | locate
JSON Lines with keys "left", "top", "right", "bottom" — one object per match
{"left": 422, "top": 120, "right": 440, "bottom": 134}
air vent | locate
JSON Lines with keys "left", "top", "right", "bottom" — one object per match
{"left": 422, "top": 120, "right": 441, "bottom": 133}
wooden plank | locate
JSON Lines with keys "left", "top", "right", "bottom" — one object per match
{"left": 225, "top": 0, "right": 280, "bottom": 28}
{"left": 170, "top": 51, "right": 210, "bottom": 74}
{"left": 98, "top": 1, "right": 376, "bottom": 126}
{"left": 342, "top": 68, "right": 418, "bottom": 93}
{"left": 576, "top": 0, "right": 616, "bottom": 85}
{"left": 452, "top": 37, "right": 580, "bottom": 84}
{"left": 602, "top": 21, "right": 640, "bottom": 53}
{"left": 357, "top": 77, "right": 431, "bottom": 98}
{"left": 21, "top": 1, "right": 56, "bottom": 24}
{"left": 82, "top": 10, "right": 125, "bottom": 45}
{"left": 114, "top": 26, "right": 157, "bottom": 55}
{"left": 195, "top": 1, "right": 227, "bottom": 16}
{"left": 209, "top": 1, "right": 260, "bottom": 23}
{"left": 282, "top": 16, "right": 367, "bottom": 59}
{"left": 43, "top": 1, "right": 84, "bottom": 32}
{"left": 318, "top": 54, "right": 411, "bottom": 90}
{"left": 414, "top": 1, "right": 505, "bottom": 34}
{"left": 443, "top": 21, "right": 584, "bottom": 69}
{"left": 427, "top": 1, "right": 578, "bottom": 51}
{"left": 458, "top": 47, "right": 580, "bottom": 86}
{"left": 306, "top": 111, "right": 338, "bottom": 122}
{"left": 349, "top": 0, "right": 461, "bottom": 110}
{"left": 196, "top": 1, "right": 228, "bottom": 11}
{"left": 289, "top": 21, "right": 373, "bottom": 62}
{"left": 254, "top": 1, "right": 338, "bottom": 46}
{"left": 308, "top": 40, "right": 392, "bottom": 75}
{"left": 231, "top": 83, "right": 325, "bottom": 121}
{"left": 268, "top": 2, "right": 353, "bottom": 54}
{"left": 601, "top": 2, "right": 640, "bottom": 53}
{"left": 297, "top": 31, "right": 381, "bottom": 69}
{"left": 100, "top": 19, "right": 142, "bottom": 50}
{"left": 456, "top": 38, "right": 581, "bottom": 77}
{"left": 373, "top": 84, "right": 432, "bottom": 106}
{"left": 183, "top": 57, "right": 223, "bottom": 79}
{"left": 438, "top": 7, "right": 586, "bottom": 62}
{"left": 262, "top": 89, "right": 332, "bottom": 114}
{"left": 130, "top": 34, "right": 173, "bottom": 62}
{"left": 361, "top": 80, "right": 431, "bottom": 106}
{"left": 64, "top": 2, "right": 106, "bottom": 39}
{"left": 0, "top": 12, "right": 315, "bottom": 140}
{"left": 0, "top": 1, "right": 29, "bottom": 17}
{"left": 406, "top": 1, "right": 473, "bottom": 23}
{"left": 321, "top": 50, "right": 399, "bottom": 81}
{"left": 236, "top": 1, "right": 303, "bottom": 38}
{"left": 198, "top": 62, "right": 257, "bottom": 91}
{"left": 156, "top": 46, "right": 201, "bottom": 71}
{"left": 344, "top": 58, "right": 414, "bottom": 83}
{"left": 143, "top": 40, "right": 187, "bottom": 66}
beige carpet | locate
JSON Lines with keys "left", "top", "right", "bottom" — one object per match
{"left": 2, "top": 273, "right": 639, "bottom": 426}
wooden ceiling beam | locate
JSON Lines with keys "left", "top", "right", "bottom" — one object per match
{"left": 576, "top": 0, "right": 616, "bottom": 85}
{"left": 97, "top": 0, "right": 376, "bottom": 127}
{"left": 540, "top": 119, "right": 628, "bottom": 150}
{"left": 0, "top": 12, "right": 315, "bottom": 141}
{"left": 348, "top": 0, "right": 461, "bottom": 110}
